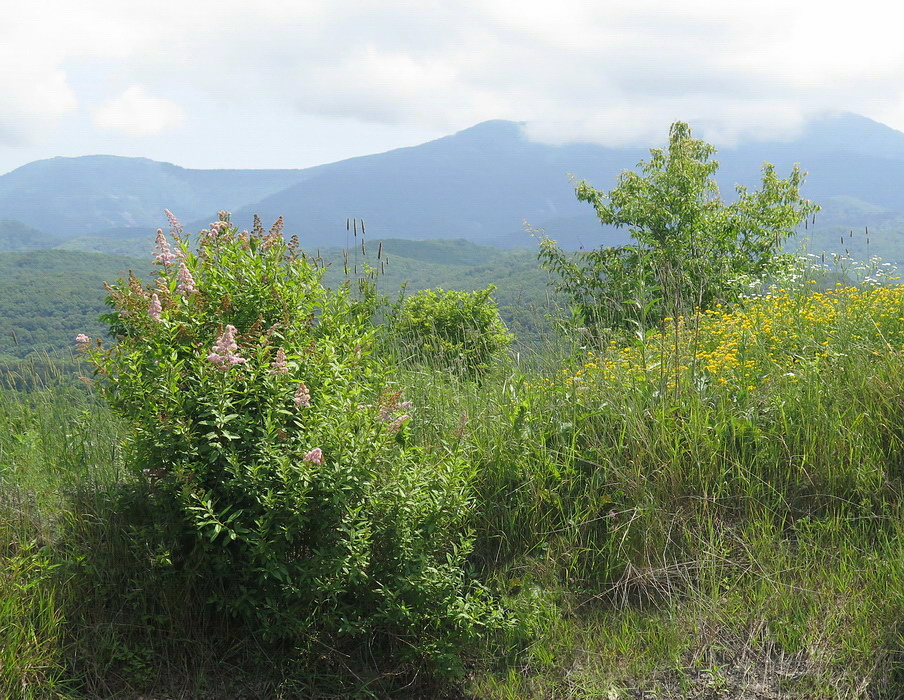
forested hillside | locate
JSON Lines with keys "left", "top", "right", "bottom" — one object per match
{"left": 0, "top": 251, "right": 150, "bottom": 362}
{"left": 0, "top": 241, "right": 553, "bottom": 369}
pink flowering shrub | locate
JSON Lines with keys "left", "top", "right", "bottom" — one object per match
{"left": 80, "top": 212, "right": 502, "bottom": 674}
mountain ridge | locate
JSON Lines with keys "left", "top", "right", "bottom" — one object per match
{"left": 2, "top": 112, "right": 904, "bottom": 256}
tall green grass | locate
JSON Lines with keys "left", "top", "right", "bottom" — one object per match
{"left": 6, "top": 282, "right": 904, "bottom": 697}
{"left": 0, "top": 372, "right": 120, "bottom": 699}
{"left": 390, "top": 283, "right": 904, "bottom": 698}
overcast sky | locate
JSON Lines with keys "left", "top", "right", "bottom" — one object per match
{"left": 1, "top": 0, "right": 899, "bottom": 175}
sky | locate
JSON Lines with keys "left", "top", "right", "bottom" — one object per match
{"left": 1, "top": 0, "right": 901, "bottom": 176}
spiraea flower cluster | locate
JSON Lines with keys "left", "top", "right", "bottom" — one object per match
{"left": 176, "top": 263, "right": 196, "bottom": 296}
{"left": 377, "top": 390, "right": 412, "bottom": 433}
{"left": 148, "top": 293, "right": 163, "bottom": 321}
{"left": 293, "top": 382, "right": 311, "bottom": 408}
{"left": 270, "top": 347, "right": 288, "bottom": 375}
{"left": 154, "top": 229, "right": 179, "bottom": 268}
{"left": 207, "top": 325, "right": 246, "bottom": 367}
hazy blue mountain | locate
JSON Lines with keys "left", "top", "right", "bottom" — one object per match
{"left": 0, "top": 156, "right": 312, "bottom": 238}
{"left": 221, "top": 120, "right": 645, "bottom": 250}
{"left": 752, "top": 112, "right": 904, "bottom": 162}
{"left": 190, "top": 112, "right": 904, "bottom": 257}
{"left": 4, "top": 112, "right": 904, "bottom": 259}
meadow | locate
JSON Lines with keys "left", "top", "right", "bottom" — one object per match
{"left": 3, "top": 227, "right": 904, "bottom": 700}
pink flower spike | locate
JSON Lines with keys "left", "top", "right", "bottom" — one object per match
{"left": 293, "top": 382, "right": 311, "bottom": 408}
{"left": 176, "top": 262, "right": 196, "bottom": 295}
{"left": 303, "top": 448, "right": 324, "bottom": 464}
{"left": 148, "top": 294, "right": 162, "bottom": 321}
{"left": 269, "top": 348, "right": 288, "bottom": 375}
{"left": 75, "top": 333, "right": 90, "bottom": 344}
{"left": 154, "top": 229, "right": 177, "bottom": 268}
{"left": 164, "top": 209, "right": 183, "bottom": 235}
{"left": 208, "top": 325, "right": 246, "bottom": 368}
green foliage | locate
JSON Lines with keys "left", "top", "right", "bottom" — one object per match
{"left": 9, "top": 271, "right": 904, "bottom": 695}
{"left": 389, "top": 286, "right": 513, "bottom": 376}
{"left": 79, "top": 214, "right": 503, "bottom": 673}
{"left": 0, "top": 241, "right": 556, "bottom": 364}
{"left": 10, "top": 199, "right": 904, "bottom": 696}
{"left": 384, "top": 279, "right": 904, "bottom": 697}
{"left": 0, "top": 250, "right": 148, "bottom": 361}
{"left": 540, "top": 121, "right": 819, "bottom": 336}
{"left": 0, "top": 538, "right": 67, "bottom": 699}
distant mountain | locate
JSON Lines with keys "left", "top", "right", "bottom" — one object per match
{"left": 222, "top": 113, "right": 904, "bottom": 256}
{"left": 0, "top": 156, "right": 311, "bottom": 237}
{"left": 754, "top": 112, "right": 904, "bottom": 162}
{"left": 4, "top": 112, "right": 904, "bottom": 258}
{"left": 220, "top": 120, "right": 645, "bottom": 249}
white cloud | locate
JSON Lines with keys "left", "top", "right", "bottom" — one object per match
{"left": 2, "top": 0, "right": 904, "bottom": 170}
{"left": 0, "top": 67, "right": 78, "bottom": 144}
{"left": 93, "top": 86, "right": 184, "bottom": 136}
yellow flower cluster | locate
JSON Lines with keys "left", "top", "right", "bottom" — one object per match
{"left": 576, "top": 285, "right": 904, "bottom": 393}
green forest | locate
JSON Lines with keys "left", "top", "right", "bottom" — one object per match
{"left": 0, "top": 241, "right": 554, "bottom": 369}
